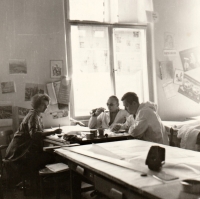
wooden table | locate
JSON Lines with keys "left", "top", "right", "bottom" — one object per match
{"left": 55, "top": 140, "right": 200, "bottom": 199}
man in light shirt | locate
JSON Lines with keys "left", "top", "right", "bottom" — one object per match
{"left": 111, "top": 92, "right": 169, "bottom": 145}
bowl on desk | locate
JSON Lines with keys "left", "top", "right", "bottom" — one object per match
{"left": 181, "top": 179, "right": 200, "bottom": 194}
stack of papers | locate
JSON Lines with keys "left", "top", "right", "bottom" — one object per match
{"left": 46, "top": 163, "right": 69, "bottom": 172}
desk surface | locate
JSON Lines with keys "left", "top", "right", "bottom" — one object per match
{"left": 55, "top": 140, "right": 200, "bottom": 199}
{"left": 44, "top": 125, "right": 133, "bottom": 145}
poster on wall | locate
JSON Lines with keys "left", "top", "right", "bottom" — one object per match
{"left": 179, "top": 47, "right": 200, "bottom": 71}
{"left": 1, "top": 81, "right": 16, "bottom": 94}
{"left": 25, "top": 83, "right": 44, "bottom": 101}
{"left": 9, "top": 59, "right": 27, "bottom": 74}
{"left": 178, "top": 68, "right": 200, "bottom": 103}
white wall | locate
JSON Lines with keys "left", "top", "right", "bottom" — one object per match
{"left": 153, "top": 0, "right": 200, "bottom": 121}
{"left": 0, "top": 0, "right": 69, "bottom": 129}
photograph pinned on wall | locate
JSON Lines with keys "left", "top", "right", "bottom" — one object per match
{"left": 1, "top": 81, "right": 16, "bottom": 94}
{"left": 9, "top": 59, "right": 27, "bottom": 74}
{"left": 179, "top": 47, "right": 200, "bottom": 72}
{"left": 174, "top": 69, "right": 184, "bottom": 85}
{"left": 50, "top": 60, "right": 62, "bottom": 78}
{"left": 25, "top": 83, "right": 44, "bottom": 101}
{"left": 164, "top": 32, "right": 174, "bottom": 50}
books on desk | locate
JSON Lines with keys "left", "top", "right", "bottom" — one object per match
{"left": 45, "top": 163, "right": 69, "bottom": 172}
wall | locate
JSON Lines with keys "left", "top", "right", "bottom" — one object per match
{"left": 153, "top": 0, "right": 200, "bottom": 121}
{"left": 0, "top": 0, "right": 69, "bottom": 129}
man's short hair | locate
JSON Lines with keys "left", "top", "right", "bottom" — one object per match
{"left": 31, "top": 93, "right": 51, "bottom": 109}
{"left": 121, "top": 92, "right": 139, "bottom": 104}
{"left": 109, "top": 95, "right": 119, "bottom": 105}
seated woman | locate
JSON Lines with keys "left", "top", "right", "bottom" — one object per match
{"left": 4, "top": 93, "right": 62, "bottom": 185}
{"left": 88, "top": 95, "right": 129, "bottom": 130}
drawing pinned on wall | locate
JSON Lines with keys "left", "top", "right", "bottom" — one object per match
{"left": 164, "top": 32, "right": 174, "bottom": 49}
{"left": 179, "top": 47, "right": 200, "bottom": 72}
{"left": 174, "top": 69, "right": 184, "bottom": 85}
{"left": 1, "top": 81, "right": 16, "bottom": 94}
{"left": 9, "top": 59, "right": 27, "bottom": 74}
{"left": 50, "top": 60, "right": 62, "bottom": 78}
{"left": 178, "top": 67, "right": 200, "bottom": 103}
{"left": 25, "top": 83, "right": 44, "bottom": 101}
{"left": 159, "top": 61, "right": 173, "bottom": 80}
{"left": 162, "top": 81, "right": 176, "bottom": 99}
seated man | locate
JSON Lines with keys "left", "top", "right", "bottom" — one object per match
{"left": 88, "top": 95, "right": 129, "bottom": 130}
{"left": 111, "top": 92, "right": 169, "bottom": 145}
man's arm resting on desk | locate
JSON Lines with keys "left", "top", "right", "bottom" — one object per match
{"left": 41, "top": 128, "right": 62, "bottom": 137}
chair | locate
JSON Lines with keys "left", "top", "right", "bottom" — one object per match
{"left": 0, "top": 174, "right": 3, "bottom": 199}
{"left": 0, "top": 130, "right": 13, "bottom": 175}
{"left": 39, "top": 165, "right": 69, "bottom": 199}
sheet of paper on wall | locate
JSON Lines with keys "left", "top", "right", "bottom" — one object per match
{"left": 146, "top": 11, "right": 159, "bottom": 23}
{"left": 178, "top": 67, "right": 200, "bottom": 103}
{"left": 53, "top": 81, "right": 60, "bottom": 99}
{"left": 47, "top": 82, "right": 57, "bottom": 105}
{"left": 162, "top": 81, "right": 176, "bottom": 99}
{"left": 0, "top": 101, "right": 12, "bottom": 126}
{"left": 159, "top": 61, "right": 173, "bottom": 80}
{"left": 57, "top": 76, "right": 71, "bottom": 106}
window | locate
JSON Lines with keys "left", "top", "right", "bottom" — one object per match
{"left": 65, "top": 0, "right": 151, "bottom": 119}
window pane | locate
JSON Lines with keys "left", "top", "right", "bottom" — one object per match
{"left": 113, "top": 28, "right": 149, "bottom": 102}
{"left": 69, "top": 0, "right": 105, "bottom": 22}
{"left": 71, "top": 25, "right": 112, "bottom": 117}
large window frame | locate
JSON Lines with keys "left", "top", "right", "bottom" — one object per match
{"left": 64, "top": 0, "right": 150, "bottom": 120}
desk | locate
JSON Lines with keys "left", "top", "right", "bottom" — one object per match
{"left": 55, "top": 140, "right": 200, "bottom": 199}
{"left": 43, "top": 125, "right": 133, "bottom": 146}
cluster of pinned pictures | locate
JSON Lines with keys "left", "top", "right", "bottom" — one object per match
{"left": 178, "top": 47, "right": 200, "bottom": 103}
{"left": 160, "top": 46, "right": 200, "bottom": 103}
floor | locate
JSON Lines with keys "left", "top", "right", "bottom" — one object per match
{"left": 2, "top": 178, "right": 71, "bottom": 199}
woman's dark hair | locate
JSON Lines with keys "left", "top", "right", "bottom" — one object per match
{"left": 109, "top": 95, "right": 119, "bottom": 105}
{"left": 31, "top": 94, "right": 51, "bottom": 109}
{"left": 121, "top": 92, "right": 139, "bottom": 104}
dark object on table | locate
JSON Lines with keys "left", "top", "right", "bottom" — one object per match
{"left": 63, "top": 134, "right": 82, "bottom": 143}
{"left": 181, "top": 179, "right": 200, "bottom": 194}
{"left": 145, "top": 146, "right": 165, "bottom": 171}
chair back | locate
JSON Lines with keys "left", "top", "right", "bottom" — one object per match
{"left": 0, "top": 130, "right": 14, "bottom": 174}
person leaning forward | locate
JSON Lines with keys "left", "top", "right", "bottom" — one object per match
{"left": 111, "top": 92, "right": 169, "bottom": 145}
{"left": 88, "top": 95, "right": 129, "bottom": 130}
{"left": 4, "top": 93, "right": 62, "bottom": 185}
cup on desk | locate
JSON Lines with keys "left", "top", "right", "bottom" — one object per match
{"left": 90, "top": 129, "right": 98, "bottom": 137}
{"left": 85, "top": 133, "right": 94, "bottom": 140}
{"left": 98, "top": 128, "right": 105, "bottom": 137}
